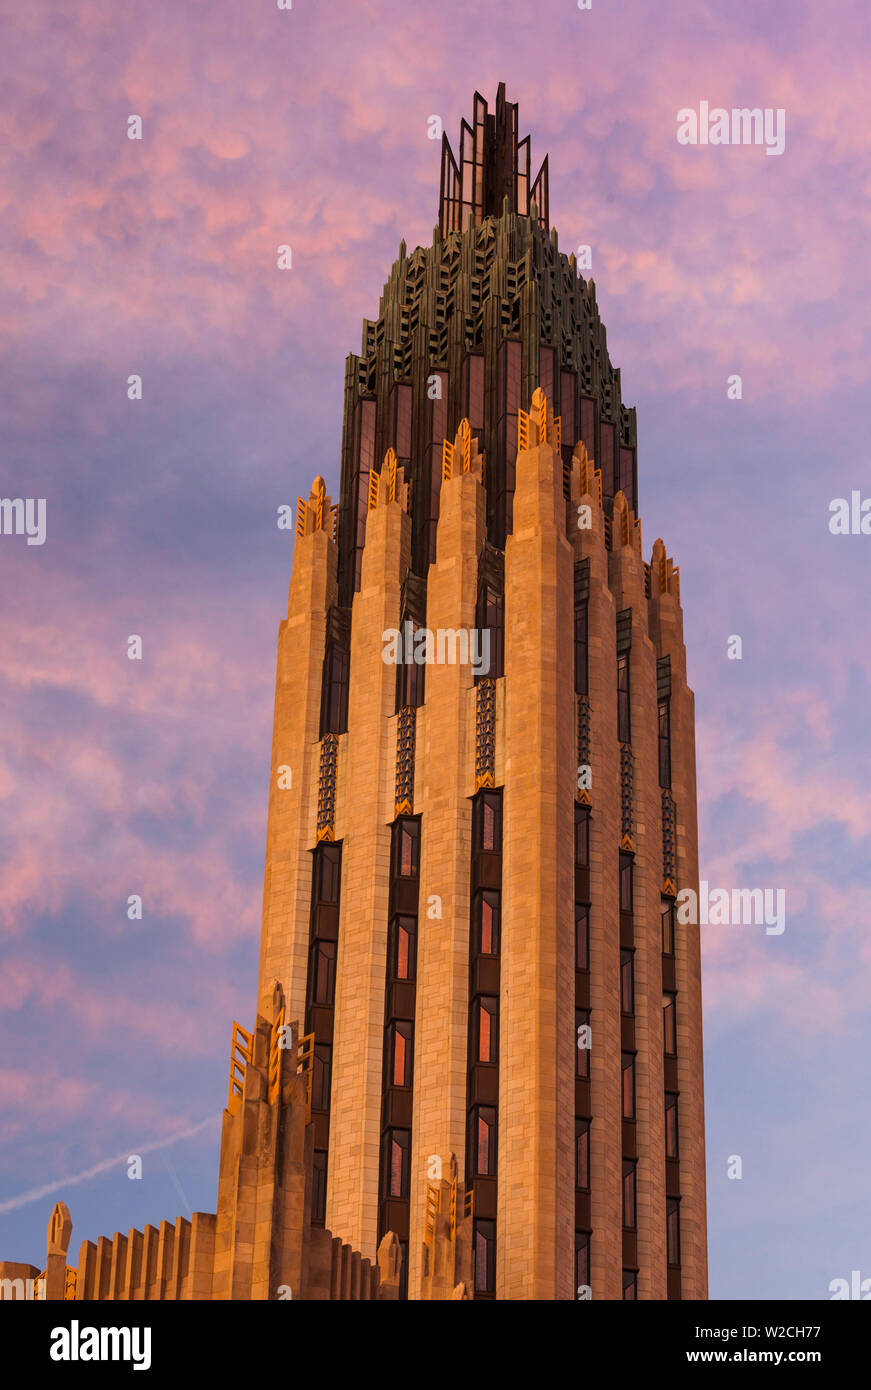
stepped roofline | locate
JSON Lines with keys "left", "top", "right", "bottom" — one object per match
{"left": 439, "top": 83, "right": 549, "bottom": 236}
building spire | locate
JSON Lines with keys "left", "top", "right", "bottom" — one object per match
{"left": 439, "top": 83, "right": 549, "bottom": 236}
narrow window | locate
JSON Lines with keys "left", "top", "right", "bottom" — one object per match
{"left": 396, "top": 620, "right": 425, "bottom": 710}
{"left": 383, "top": 1129, "right": 410, "bottom": 1198}
{"left": 470, "top": 1106, "right": 497, "bottom": 1177}
{"left": 617, "top": 652, "right": 631, "bottom": 743}
{"left": 622, "top": 1268, "right": 637, "bottom": 1300}
{"left": 473, "top": 890, "right": 500, "bottom": 956}
{"left": 666, "top": 1197, "right": 681, "bottom": 1266}
{"left": 574, "top": 602, "right": 588, "bottom": 696}
{"left": 310, "top": 939, "right": 336, "bottom": 1006}
{"left": 474, "top": 996, "right": 499, "bottom": 1064}
{"left": 312, "top": 1150, "right": 327, "bottom": 1224}
{"left": 665, "top": 1092, "right": 679, "bottom": 1160}
{"left": 619, "top": 448, "right": 635, "bottom": 503}
{"left": 474, "top": 1220, "right": 496, "bottom": 1293}
{"left": 622, "top": 1052, "right": 636, "bottom": 1120}
{"left": 476, "top": 582, "right": 504, "bottom": 683}
{"left": 576, "top": 1008, "right": 591, "bottom": 1079}
{"left": 658, "top": 698, "right": 671, "bottom": 787}
{"left": 311, "top": 1044, "right": 331, "bottom": 1111}
{"left": 661, "top": 898, "right": 675, "bottom": 956}
{"left": 575, "top": 1118, "right": 590, "bottom": 1191}
{"left": 575, "top": 1232, "right": 590, "bottom": 1297}
{"left": 474, "top": 791, "right": 502, "bottom": 853}
{"left": 320, "top": 640, "right": 350, "bottom": 736}
{"left": 315, "top": 843, "right": 341, "bottom": 905}
{"left": 388, "top": 915, "right": 416, "bottom": 982}
{"left": 600, "top": 423, "right": 616, "bottom": 497}
{"left": 574, "top": 803, "right": 590, "bottom": 867}
{"left": 387, "top": 1020, "right": 413, "bottom": 1088}
{"left": 663, "top": 992, "right": 677, "bottom": 1056}
{"left": 575, "top": 903, "right": 590, "bottom": 972}
{"left": 393, "top": 818, "right": 420, "bottom": 878}
{"left": 622, "top": 1159, "right": 637, "bottom": 1229}
{"left": 620, "top": 948, "right": 634, "bottom": 1014}
{"left": 619, "top": 853, "right": 633, "bottom": 914}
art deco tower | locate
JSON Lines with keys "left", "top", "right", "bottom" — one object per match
{"left": 256, "top": 85, "right": 707, "bottom": 1301}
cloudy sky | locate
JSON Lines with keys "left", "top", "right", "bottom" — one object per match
{"left": 1, "top": 0, "right": 869, "bottom": 1299}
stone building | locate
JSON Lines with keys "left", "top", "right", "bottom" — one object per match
{"left": 1, "top": 85, "right": 706, "bottom": 1301}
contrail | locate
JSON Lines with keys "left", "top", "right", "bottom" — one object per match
{"left": 160, "top": 1154, "right": 192, "bottom": 1218}
{"left": 0, "top": 1115, "right": 218, "bottom": 1215}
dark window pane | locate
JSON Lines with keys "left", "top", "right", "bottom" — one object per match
{"left": 311, "top": 940, "right": 336, "bottom": 1006}
{"left": 576, "top": 1009, "right": 591, "bottom": 1079}
{"left": 397, "top": 623, "right": 426, "bottom": 710}
{"left": 619, "top": 447, "right": 634, "bottom": 503}
{"left": 400, "top": 824, "right": 418, "bottom": 877}
{"left": 617, "top": 653, "right": 631, "bottom": 743}
{"left": 575, "top": 903, "right": 589, "bottom": 972}
{"left": 389, "top": 1020, "right": 413, "bottom": 1088}
{"left": 600, "top": 423, "right": 616, "bottom": 497}
{"left": 663, "top": 993, "right": 677, "bottom": 1055}
{"left": 395, "top": 384, "right": 412, "bottom": 461}
{"left": 316, "top": 844, "right": 342, "bottom": 905}
{"left": 475, "top": 997, "right": 498, "bottom": 1064}
{"left": 667, "top": 1198, "right": 681, "bottom": 1265}
{"left": 661, "top": 899, "right": 675, "bottom": 956}
{"left": 622, "top": 1160, "right": 636, "bottom": 1229}
{"left": 463, "top": 354, "right": 485, "bottom": 431}
{"left": 622, "top": 1268, "right": 637, "bottom": 1300}
{"left": 575, "top": 1232, "right": 590, "bottom": 1297}
{"left": 540, "top": 346, "right": 555, "bottom": 405}
{"left": 483, "top": 799, "right": 496, "bottom": 852}
{"left": 580, "top": 397, "right": 596, "bottom": 460}
{"left": 393, "top": 818, "right": 420, "bottom": 878}
{"left": 575, "top": 804, "right": 589, "bottom": 867}
{"left": 622, "top": 1052, "right": 636, "bottom": 1120}
{"left": 384, "top": 1129, "right": 410, "bottom": 1198}
{"left": 389, "top": 915, "right": 416, "bottom": 982}
{"left": 311, "top": 1044, "right": 331, "bottom": 1112}
{"left": 619, "top": 853, "right": 633, "bottom": 914}
{"left": 474, "top": 1219, "right": 496, "bottom": 1293}
{"left": 574, "top": 602, "right": 588, "bottom": 696}
{"left": 471, "top": 1106, "right": 497, "bottom": 1177}
{"left": 312, "top": 1150, "right": 327, "bottom": 1223}
{"left": 477, "top": 1111, "right": 493, "bottom": 1175}
{"left": 665, "top": 1092, "right": 679, "bottom": 1159}
{"left": 397, "top": 923, "right": 410, "bottom": 978}
{"left": 561, "top": 371, "right": 577, "bottom": 444}
{"left": 620, "top": 949, "right": 634, "bottom": 1014}
{"left": 476, "top": 570, "right": 504, "bottom": 682}
{"left": 575, "top": 1119, "right": 590, "bottom": 1190}
{"left": 321, "top": 640, "right": 350, "bottom": 736}
{"left": 658, "top": 699, "right": 671, "bottom": 788}
{"left": 475, "top": 791, "right": 502, "bottom": 853}
{"left": 474, "top": 890, "right": 500, "bottom": 956}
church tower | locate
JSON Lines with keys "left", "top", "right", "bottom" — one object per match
{"left": 256, "top": 85, "right": 707, "bottom": 1301}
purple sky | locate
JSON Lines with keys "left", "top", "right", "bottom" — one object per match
{"left": 2, "top": 0, "right": 870, "bottom": 1299}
